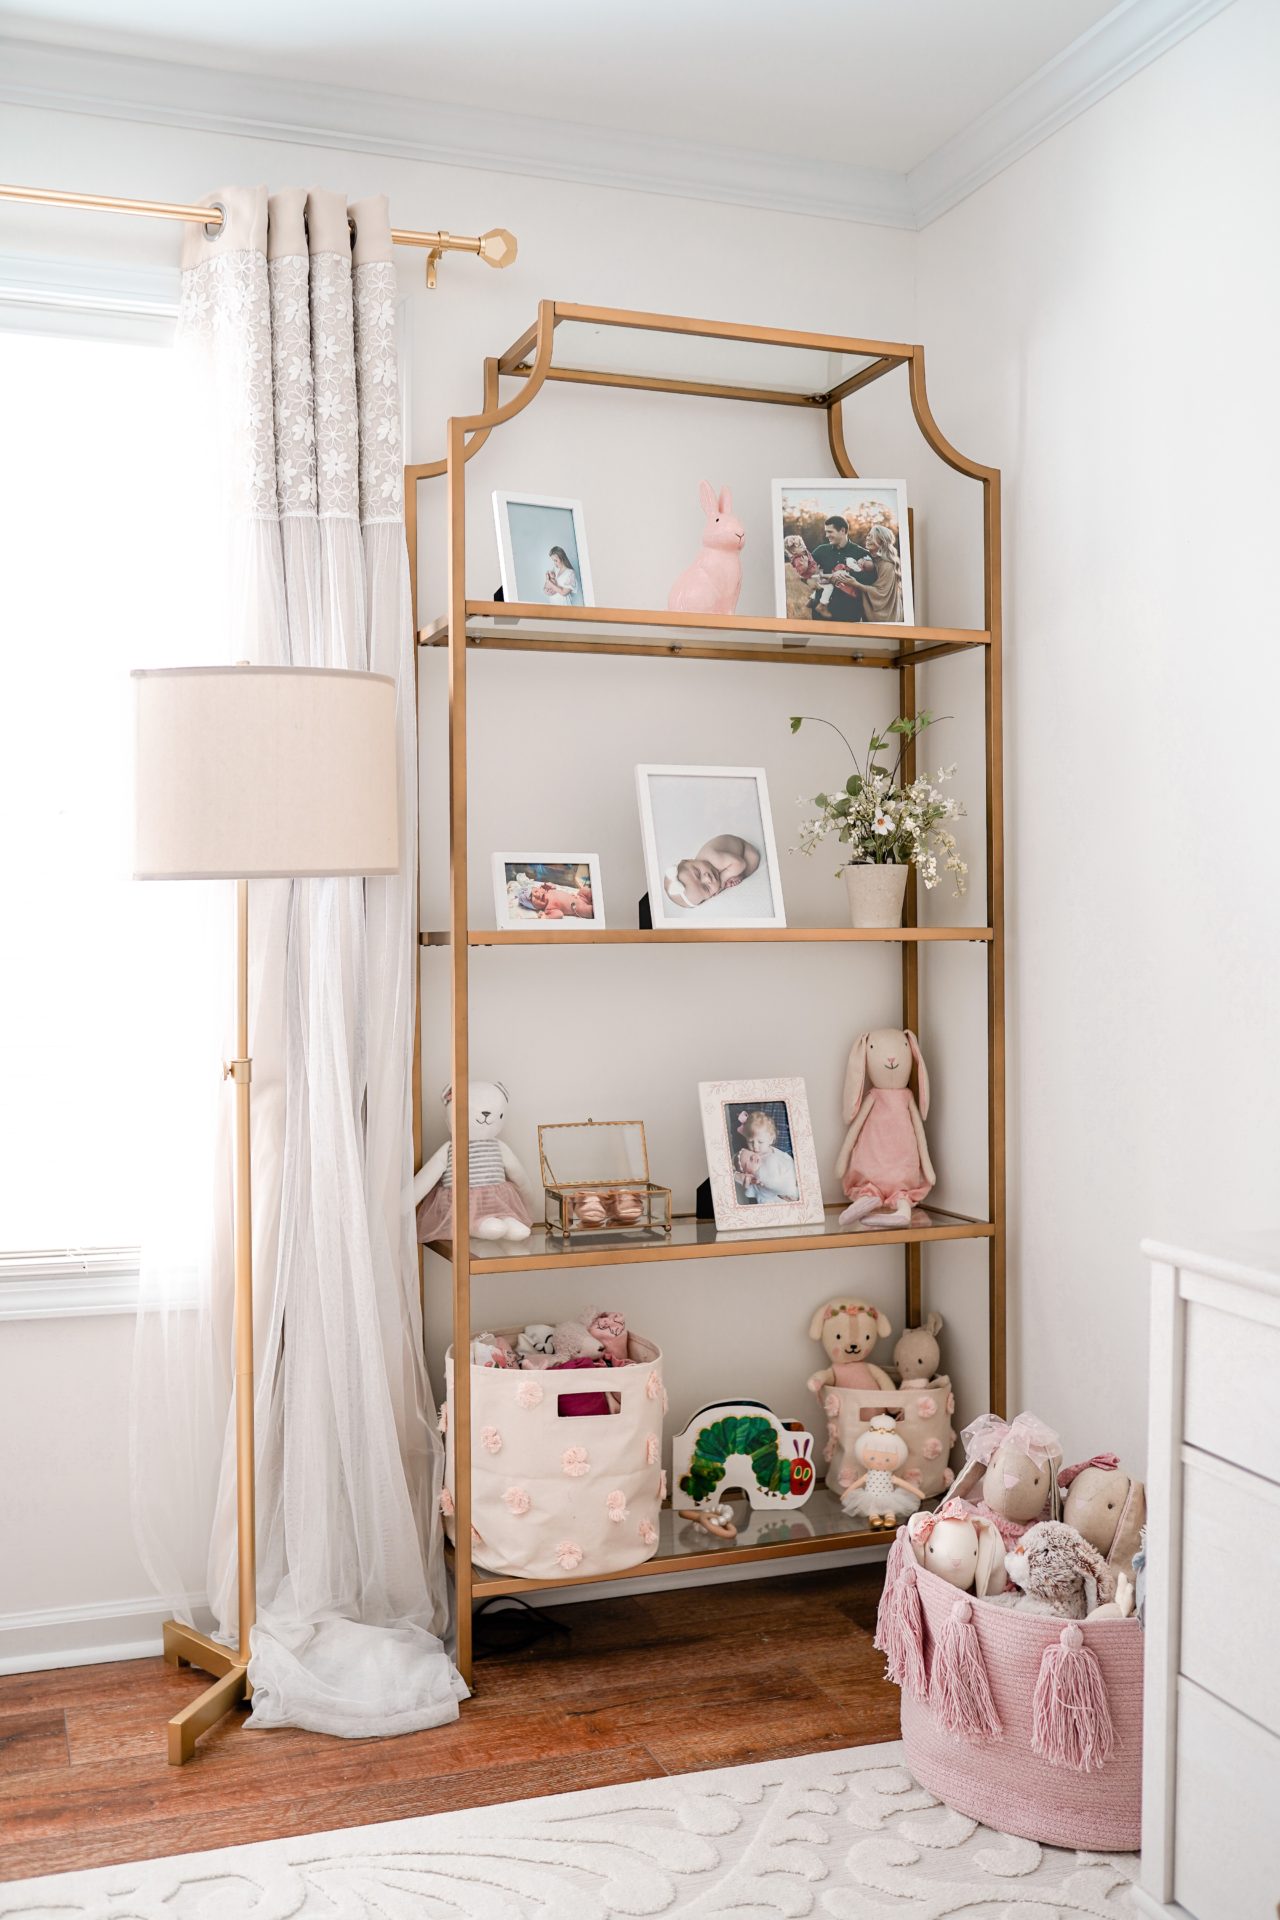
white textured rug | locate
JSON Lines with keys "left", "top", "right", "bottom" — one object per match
{"left": 0, "top": 1741, "right": 1137, "bottom": 1919}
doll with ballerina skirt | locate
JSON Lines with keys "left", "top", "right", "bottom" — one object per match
{"left": 411, "top": 1080, "right": 534, "bottom": 1245}
{"left": 839, "top": 1414, "right": 921, "bottom": 1529}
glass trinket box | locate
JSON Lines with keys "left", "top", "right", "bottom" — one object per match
{"left": 538, "top": 1119, "right": 673, "bottom": 1240}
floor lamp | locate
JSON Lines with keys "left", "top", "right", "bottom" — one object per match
{"left": 132, "top": 662, "right": 400, "bottom": 1765}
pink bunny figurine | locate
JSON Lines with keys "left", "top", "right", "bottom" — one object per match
{"left": 836, "top": 1027, "right": 935, "bottom": 1228}
{"left": 667, "top": 481, "right": 745, "bottom": 614}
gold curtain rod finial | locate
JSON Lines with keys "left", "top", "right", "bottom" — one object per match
{"left": 479, "top": 227, "right": 518, "bottom": 270}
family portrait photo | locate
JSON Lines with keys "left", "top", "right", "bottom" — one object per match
{"left": 698, "top": 1077, "right": 825, "bottom": 1231}
{"left": 635, "top": 764, "right": 786, "bottom": 930}
{"left": 772, "top": 480, "right": 914, "bottom": 626}
{"left": 492, "top": 492, "right": 594, "bottom": 608}
{"left": 491, "top": 854, "right": 605, "bottom": 929}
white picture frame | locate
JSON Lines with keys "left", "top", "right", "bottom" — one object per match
{"left": 635, "top": 764, "right": 786, "bottom": 930}
{"left": 491, "top": 853, "right": 606, "bottom": 930}
{"left": 771, "top": 478, "right": 915, "bottom": 626}
{"left": 492, "top": 491, "right": 595, "bottom": 608}
{"left": 698, "top": 1077, "right": 826, "bottom": 1231}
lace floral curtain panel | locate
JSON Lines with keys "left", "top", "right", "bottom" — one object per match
{"left": 130, "top": 186, "right": 465, "bottom": 1736}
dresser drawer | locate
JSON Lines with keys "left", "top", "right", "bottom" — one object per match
{"left": 1173, "top": 1679, "right": 1280, "bottom": 1920}
{"left": 1183, "top": 1300, "right": 1280, "bottom": 1483}
{"left": 1179, "top": 1449, "right": 1280, "bottom": 1738}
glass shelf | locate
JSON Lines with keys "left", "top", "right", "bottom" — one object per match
{"left": 418, "top": 604, "right": 989, "bottom": 669}
{"left": 421, "top": 926, "right": 991, "bottom": 947}
{"left": 467, "top": 1486, "right": 926, "bottom": 1598}
{"left": 426, "top": 1204, "right": 992, "bottom": 1274}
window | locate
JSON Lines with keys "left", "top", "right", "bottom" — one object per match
{"left": 0, "top": 318, "right": 220, "bottom": 1274}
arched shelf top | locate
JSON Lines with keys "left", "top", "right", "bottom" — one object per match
{"left": 405, "top": 300, "right": 996, "bottom": 492}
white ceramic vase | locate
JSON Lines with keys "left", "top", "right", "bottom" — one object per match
{"left": 844, "top": 862, "right": 908, "bottom": 929}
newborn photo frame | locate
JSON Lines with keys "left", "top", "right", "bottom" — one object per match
{"left": 698, "top": 1077, "right": 825, "bottom": 1231}
{"left": 635, "top": 764, "right": 786, "bottom": 929}
{"left": 491, "top": 854, "right": 605, "bottom": 929}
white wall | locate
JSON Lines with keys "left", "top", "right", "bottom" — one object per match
{"left": 913, "top": 0, "right": 1280, "bottom": 1471}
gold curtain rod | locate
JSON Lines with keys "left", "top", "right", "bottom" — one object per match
{"left": 0, "top": 182, "right": 517, "bottom": 289}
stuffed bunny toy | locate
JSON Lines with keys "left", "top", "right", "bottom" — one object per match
{"left": 667, "top": 481, "right": 745, "bottom": 614}
{"left": 1004, "top": 1519, "right": 1132, "bottom": 1620}
{"left": 807, "top": 1297, "right": 895, "bottom": 1393}
{"left": 907, "top": 1499, "right": 1005, "bottom": 1597}
{"left": 958, "top": 1410, "right": 1063, "bottom": 1564}
{"left": 411, "top": 1080, "right": 533, "bottom": 1247}
{"left": 894, "top": 1312, "right": 944, "bottom": 1387}
{"left": 1059, "top": 1455, "right": 1147, "bottom": 1585}
{"left": 840, "top": 1414, "right": 920, "bottom": 1528}
{"left": 837, "top": 1028, "right": 935, "bottom": 1227}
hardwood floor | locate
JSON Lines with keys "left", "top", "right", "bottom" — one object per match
{"left": 0, "top": 1565, "right": 899, "bottom": 1886}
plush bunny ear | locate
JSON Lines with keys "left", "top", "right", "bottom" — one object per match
{"left": 925, "top": 1311, "right": 943, "bottom": 1338}
{"left": 906, "top": 1029, "right": 930, "bottom": 1118}
{"left": 494, "top": 1080, "right": 509, "bottom": 1101}
{"left": 972, "top": 1519, "right": 1005, "bottom": 1598}
{"left": 698, "top": 479, "right": 717, "bottom": 518}
{"left": 717, "top": 486, "right": 733, "bottom": 516}
{"left": 843, "top": 1033, "right": 870, "bottom": 1121}
{"left": 1072, "top": 1532, "right": 1117, "bottom": 1602}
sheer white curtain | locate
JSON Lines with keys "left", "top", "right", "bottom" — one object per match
{"left": 131, "top": 186, "right": 463, "bottom": 1736}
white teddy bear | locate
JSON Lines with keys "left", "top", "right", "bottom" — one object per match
{"left": 410, "top": 1080, "right": 534, "bottom": 1248}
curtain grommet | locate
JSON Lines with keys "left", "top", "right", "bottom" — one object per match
{"left": 204, "top": 199, "right": 227, "bottom": 242}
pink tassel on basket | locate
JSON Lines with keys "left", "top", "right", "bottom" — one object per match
{"left": 875, "top": 1526, "right": 927, "bottom": 1701}
{"left": 1032, "top": 1623, "right": 1115, "bottom": 1771}
{"left": 929, "top": 1596, "right": 1001, "bottom": 1739}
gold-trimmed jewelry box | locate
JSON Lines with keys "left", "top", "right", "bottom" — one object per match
{"left": 538, "top": 1118, "right": 673, "bottom": 1239}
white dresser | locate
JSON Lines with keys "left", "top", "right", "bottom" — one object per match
{"left": 1138, "top": 1233, "right": 1280, "bottom": 1920}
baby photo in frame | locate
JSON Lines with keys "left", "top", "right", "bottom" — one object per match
{"left": 491, "top": 854, "right": 605, "bottom": 929}
{"left": 635, "top": 764, "right": 786, "bottom": 930}
{"left": 698, "top": 1078, "right": 825, "bottom": 1232}
{"left": 492, "top": 492, "right": 594, "bottom": 607}
{"left": 772, "top": 480, "right": 914, "bottom": 626}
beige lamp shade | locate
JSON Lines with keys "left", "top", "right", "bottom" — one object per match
{"left": 133, "top": 664, "right": 400, "bottom": 879}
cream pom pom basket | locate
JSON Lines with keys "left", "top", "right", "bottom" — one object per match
{"left": 443, "top": 1330, "right": 666, "bottom": 1581}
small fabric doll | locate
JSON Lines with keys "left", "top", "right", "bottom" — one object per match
{"left": 836, "top": 1029, "right": 935, "bottom": 1228}
{"left": 411, "top": 1081, "right": 533, "bottom": 1246}
{"left": 960, "top": 1409, "right": 1063, "bottom": 1556}
{"left": 839, "top": 1414, "right": 921, "bottom": 1528}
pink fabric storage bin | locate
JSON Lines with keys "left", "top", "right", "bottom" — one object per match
{"left": 443, "top": 1331, "right": 665, "bottom": 1582}
{"left": 822, "top": 1375, "right": 957, "bottom": 1500}
{"left": 899, "top": 1559, "right": 1143, "bottom": 1851}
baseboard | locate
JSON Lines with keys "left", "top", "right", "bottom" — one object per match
{"left": 0, "top": 1592, "right": 213, "bottom": 1674}
{"left": 2, "top": 1545, "right": 887, "bottom": 1673}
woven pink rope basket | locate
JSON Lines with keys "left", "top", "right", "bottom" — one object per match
{"left": 899, "top": 1559, "right": 1143, "bottom": 1851}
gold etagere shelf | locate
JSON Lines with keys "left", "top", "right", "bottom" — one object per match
{"left": 406, "top": 300, "right": 1004, "bottom": 1687}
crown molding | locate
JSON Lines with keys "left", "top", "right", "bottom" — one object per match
{"left": 0, "top": 0, "right": 1239, "bottom": 235}
{"left": 0, "top": 36, "right": 914, "bottom": 229}
{"left": 909, "top": 0, "right": 1239, "bottom": 226}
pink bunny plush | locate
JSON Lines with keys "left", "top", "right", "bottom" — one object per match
{"left": 836, "top": 1027, "right": 935, "bottom": 1228}
{"left": 667, "top": 481, "right": 745, "bottom": 614}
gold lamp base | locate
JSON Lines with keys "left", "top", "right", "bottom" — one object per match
{"left": 162, "top": 1620, "right": 252, "bottom": 1765}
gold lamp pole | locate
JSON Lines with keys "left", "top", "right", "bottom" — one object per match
{"left": 132, "top": 662, "right": 400, "bottom": 1764}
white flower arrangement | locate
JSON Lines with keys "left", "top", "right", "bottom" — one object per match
{"left": 790, "top": 712, "right": 968, "bottom": 894}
